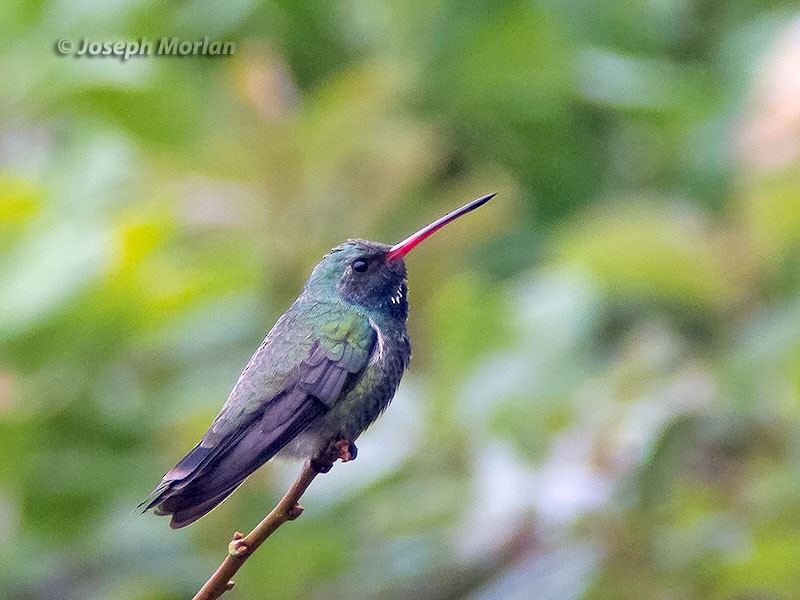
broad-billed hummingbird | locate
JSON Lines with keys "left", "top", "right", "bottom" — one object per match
{"left": 141, "top": 193, "right": 495, "bottom": 528}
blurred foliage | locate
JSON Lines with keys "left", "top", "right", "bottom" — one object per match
{"left": 2, "top": 1, "right": 800, "bottom": 599}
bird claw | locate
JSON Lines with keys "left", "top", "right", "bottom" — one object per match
{"left": 334, "top": 439, "right": 357, "bottom": 462}
{"left": 310, "top": 437, "right": 358, "bottom": 472}
{"left": 310, "top": 457, "right": 334, "bottom": 473}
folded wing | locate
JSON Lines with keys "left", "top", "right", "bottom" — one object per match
{"left": 140, "top": 308, "right": 374, "bottom": 528}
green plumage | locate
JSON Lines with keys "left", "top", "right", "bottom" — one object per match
{"left": 141, "top": 240, "right": 410, "bottom": 528}
{"left": 140, "top": 193, "right": 493, "bottom": 528}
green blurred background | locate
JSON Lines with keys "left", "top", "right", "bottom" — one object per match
{"left": 3, "top": 2, "right": 800, "bottom": 599}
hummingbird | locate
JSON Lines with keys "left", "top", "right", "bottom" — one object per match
{"left": 140, "top": 193, "right": 495, "bottom": 528}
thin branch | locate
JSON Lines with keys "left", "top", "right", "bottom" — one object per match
{"left": 192, "top": 458, "right": 329, "bottom": 600}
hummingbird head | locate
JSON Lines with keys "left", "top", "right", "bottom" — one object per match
{"left": 304, "top": 193, "right": 496, "bottom": 320}
{"left": 305, "top": 239, "right": 408, "bottom": 319}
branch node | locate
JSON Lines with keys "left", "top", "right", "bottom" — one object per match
{"left": 192, "top": 459, "right": 325, "bottom": 600}
{"left": 223, "top": 581, "right": 235, "bottom": 591}
{"left": 287, "top": 503, "right": 304, "bottom": 520}
{"left": 228, "top": 538, "right": 249, "bottom": 558}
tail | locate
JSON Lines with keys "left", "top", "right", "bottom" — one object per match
{"left": 138, "top": 451, "right": 249, "bottom": 529}
{"left": 141, "top": 471, "right": 250, "bottom": 529}
{"left": 139, "top": 393, "right": 326, "bottom": 528}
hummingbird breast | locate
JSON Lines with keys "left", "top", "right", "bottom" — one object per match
{"left": 281, "top": 314, "right": 410, "bottom": 458}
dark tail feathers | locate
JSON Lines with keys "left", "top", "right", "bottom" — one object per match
{"left": 139, "top": 393, "right": 326, "bottom": 528}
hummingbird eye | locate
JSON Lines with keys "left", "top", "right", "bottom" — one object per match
{"left": 351, "top": 259, "right": 369, "bottom": 273}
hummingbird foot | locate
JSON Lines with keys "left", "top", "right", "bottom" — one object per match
{"left": 309, "top": 457, "right": 334, "bottom": 473}
{"left": 334, "top": 438, "right": 357, "bottom": 462}
{"left": 310, "top": 437, "right": 358, "bottom": 472}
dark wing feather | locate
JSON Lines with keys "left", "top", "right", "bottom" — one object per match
{"left": 140, "top": 309, "right": 374, "bottom": 528}
{"left": 298, "top": 342, "right": 351, "bottom": 405}
{"left": 155, "top": 386, "right": 326, "bottom": 528}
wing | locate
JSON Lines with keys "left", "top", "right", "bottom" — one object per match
{"left": 140, "top": 304, "right": 375, "bottom": 528}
